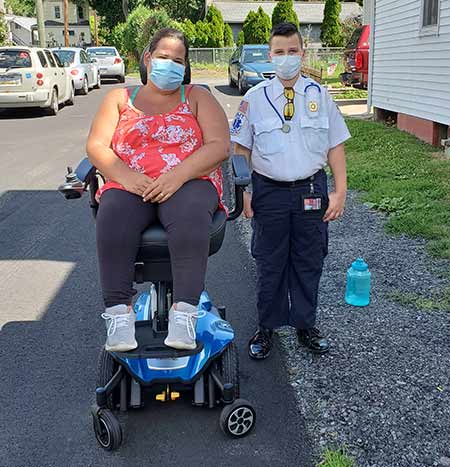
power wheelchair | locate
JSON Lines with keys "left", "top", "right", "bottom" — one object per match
{"left": 59, "top": 142, "right": 254, "bottom": 450}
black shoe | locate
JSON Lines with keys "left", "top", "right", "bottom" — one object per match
{"left": 296, "top": 327, "right": 330, "bottom": 354}
{"left": 248, "top": 328, "right": 273, "bottom": 360}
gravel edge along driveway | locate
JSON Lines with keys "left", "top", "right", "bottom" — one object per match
{"left": 236, "top": 189, "right": 450, "bottom": 467}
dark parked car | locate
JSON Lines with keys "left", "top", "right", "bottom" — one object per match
{"left": 228, "top": 45, "right": 275, "bottom": 95}
{"left": 340, "top": 24, "right": 370, "bottom": 89}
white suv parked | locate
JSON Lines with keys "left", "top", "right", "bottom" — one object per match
{"left": 0, "top": 46, "right": 75, "bottom": 115}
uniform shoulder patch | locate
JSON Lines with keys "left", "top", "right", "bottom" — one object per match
{"left": 238, "top": 100, "right": 248, "bottom": 114}
{"left": 230, "top": 111, "right": 245, "bottom": 135}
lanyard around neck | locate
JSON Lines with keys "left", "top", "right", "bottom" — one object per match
{"left": 263, "top": 86, "right": 285, "bottom": 126}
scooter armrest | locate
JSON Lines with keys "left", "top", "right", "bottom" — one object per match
{"left": 227, "top": 154, "right": 250, "bottom": 221}
{"left": 231, "top": 153, "right": 251, "bottom": 186}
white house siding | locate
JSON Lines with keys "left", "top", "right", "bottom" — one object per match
{"left": 371, "top": 0, "right": 450, "bottom": 126}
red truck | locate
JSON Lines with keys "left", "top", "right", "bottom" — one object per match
{"left": 340, "top": 24, "right": 370, "bottom": 89}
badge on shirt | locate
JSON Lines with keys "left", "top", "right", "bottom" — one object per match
{"left": 301, "top": 194, "right": 326, "bottom": 217}
{"left": 308, "top": 101, "right": 318, "bottom": 112}
{"left": 231, "top": 111, "right": 245, "bottom": 135}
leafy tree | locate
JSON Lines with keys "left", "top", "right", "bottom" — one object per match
{"left": 205, "top": 4, "right": 224, "bottom": 47}
{"left": 321, "top": 0, "right": 344, "bottom": 47}
{"left": 237, "top": 30, "right": 244, "bottom": 46}
{"left": 341, "top": 14, "right": 362, "bottom": 46}
{"left": 123, "top": 4, "right": 152, "bottom": 59}
{"left": 192, "top": 20, "right": 211, "bottom": 48}
{"left": 143, "top": 0, "right": 205, "bottom": 23}
{"left": 108, "top": 21, "right": 127, "bottom": 55}
{"left": 223, "top": 23, "right": 234, "bottom": 47}
{"left": 5, "top": 0, "right": 35, "bottom": 16}
{"left": 178, "top": 19, "right": 196, "bottom": 46}
{"left": 90, "top": 0, "right": 141, "bottom": 30}
{"left": 242, "top": 7, "right": 271, "bottom": 45}
{"left": 0, "top": 14, "right": 8, "bottom": 46}
{"left": 137, "top": 8, "right": 174, "bottom": 55}
{"left": 272, "top": 0, "right": 299, "bottom": 29}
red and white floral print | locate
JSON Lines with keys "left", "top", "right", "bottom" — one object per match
{"left": 98, "top": 86, "right": 225, "bottom": 210}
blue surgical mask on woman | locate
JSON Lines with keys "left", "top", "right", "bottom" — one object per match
{"left": 149, "top": 58, "right": 185, "bottom": 90}
{"left": 271, "top": 55, "right": 302, "bottom": 80}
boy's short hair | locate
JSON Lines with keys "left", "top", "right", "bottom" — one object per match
{"left": 269, "top": 22, "right": 304, "bottom": 49}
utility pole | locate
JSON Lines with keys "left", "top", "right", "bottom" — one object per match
{"left": 35, "top": 0, "right": 46, "bottom": 47}
{"left": 93, "top": 10, "right": 99, "bottom": 46}
{"left": 63, "top": 0, "right": 69, "bottom": 46}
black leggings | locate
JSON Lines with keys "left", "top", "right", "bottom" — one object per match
{"left": 96, "top": 180, "right": 219, "bottom": 308}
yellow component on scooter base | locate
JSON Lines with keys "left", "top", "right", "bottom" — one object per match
{"left": 155, "top": 385, "right": 179, "bottom": 402}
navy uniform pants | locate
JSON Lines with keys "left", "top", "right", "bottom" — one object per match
{"left": 251, "top": 170, "right": 329, "bottom": 330}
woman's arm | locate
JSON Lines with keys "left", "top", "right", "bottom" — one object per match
{"left": 86, "top": 88, "right": 153, "bottom": 196}
{"left": 143, "top": 87, "right": 230, "bottom": 203}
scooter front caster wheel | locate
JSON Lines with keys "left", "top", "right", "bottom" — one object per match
{"left": 219, "top": 399, "right": 256, "bottom": 438}
{"left": 92, "top": 408, "right": 122, "bottom": 450}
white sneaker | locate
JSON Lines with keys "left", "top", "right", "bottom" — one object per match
{"left": 164, "top": 302, "right": 204, "bottom": 350}
{"left": 102, "top": 304, "right": 138, "bottom": 352}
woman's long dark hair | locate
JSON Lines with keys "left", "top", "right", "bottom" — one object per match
{"left": 140, "top": 28, "right": 191, "bottom": 85}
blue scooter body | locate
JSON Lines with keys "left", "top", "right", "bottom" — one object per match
{"left": 111, "top": 291, "right": 234, "bottom": 385}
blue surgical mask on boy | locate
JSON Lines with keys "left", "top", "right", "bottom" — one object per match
{"left": 149, "top": 58, "right": 185, "bottom": 90}
{"left": 271, "top": 55, "right": 302, "bottom": 80}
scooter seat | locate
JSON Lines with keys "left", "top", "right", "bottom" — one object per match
{"left": 136, "top": 209, "right": 227, "bottom": 262}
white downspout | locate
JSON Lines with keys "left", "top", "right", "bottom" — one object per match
{"left": 367, "top": 0, "right": 376, "bottom": 114}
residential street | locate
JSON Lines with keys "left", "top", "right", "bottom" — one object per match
{"left": 0, "top": 78, "right": 311, "bottom": 467}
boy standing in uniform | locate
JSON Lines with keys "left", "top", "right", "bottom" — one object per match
{"left": 231, "top": 23, "right": 350, "bottom": 360}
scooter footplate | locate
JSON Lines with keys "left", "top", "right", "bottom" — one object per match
{"left": 113, "top": 321, "right": 203, "bottom": 359}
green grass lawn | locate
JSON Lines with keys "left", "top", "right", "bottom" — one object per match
{"left": 345, "top": 119, "right": 450, "bottom": 260}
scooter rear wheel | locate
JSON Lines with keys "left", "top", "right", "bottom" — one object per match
{"left": 218, "top": 342, "right": 240, "bottom": 398}
{"left": 97, "top": 348, "right": 120, "bottom": 409}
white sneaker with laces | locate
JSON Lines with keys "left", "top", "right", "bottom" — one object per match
{"left": 164, "top": 302, "right": 205, "bottom": 350}
{"left": 102, "top": 304, "right": 138, "bottom": 352}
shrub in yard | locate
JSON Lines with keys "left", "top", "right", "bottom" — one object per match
{"left": 123, "top": 4, "right": 152, "bottom": 59}
{"left": 0, "top": 14, "right": 8, "bottom": 46}
{"left": 272, "top": 0, "right": 299, "bottom": 29}
{"left": 242, "top": 7, "right": 271, "bottom": 44}
{"left": 136, "top": 8, "right": 175, "bottom": 56}
{"left": 321, "top": 0, "right": 344, "bottom": 47}
{"left": 341, "top": 14, "right": 362, "bottom": 46}
{"left": 237, "top": 30, "right": 245, "bottom": 46}
{"left": 178, "top": 19, "right": 196, "bottom": 46}
{"left": 205, "top": 5, "right": 225, "bottom": 47}
{"left": 192, "top": 20, "right": 211, "bottom": 47}
{"left": 108, "top": 22, "right": 126, "bottom": 56}
{"left": 224, "top": 23, "right": 234, "bottom": 47}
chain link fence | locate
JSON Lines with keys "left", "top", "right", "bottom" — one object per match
{"left": 189, "top": 47, "right": 345, "bottom": 74}
{"left": 189, "top": 48, "right": 235, "bottom": 65}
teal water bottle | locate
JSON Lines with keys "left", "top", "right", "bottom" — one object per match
{"left": 345, "top": 258, "right": 371, "bottom": 306}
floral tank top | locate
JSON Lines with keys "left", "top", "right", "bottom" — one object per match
{"left": 98, "top": 85, "right": 224, "bottom": 208}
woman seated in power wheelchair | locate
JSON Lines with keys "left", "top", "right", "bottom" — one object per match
{"left": 59, "top": 27, "right": 255, "bottom": 450}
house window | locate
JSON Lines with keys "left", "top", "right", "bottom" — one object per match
{"left": 422, "top": 0, "right": 439, "bottom": 27}
{"left": 54, "top": 6, "right": 61, "bottom": 19}
{"left": 77, "top": 5, "right": 84, "bottom": 19}
{"left": 69, "top": 30, "right": 75, "bottom": 36}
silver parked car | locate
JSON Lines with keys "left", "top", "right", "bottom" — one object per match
{"left": 0, "top": 46, "right": 74, "bottom": 115}
{"left": 86, "top": 46, "right": 125, "bottom": 83}
{"left": 51, "top": 47, "right": 100, "bottom": 95}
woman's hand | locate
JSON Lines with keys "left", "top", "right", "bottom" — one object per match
{"left": 142, "top": 170, "right": 186, "bottom": 203}
{"left": 323, "top": 191, "right": 346, "bottom": 222}
{"left": 120, "top": 171, "right": 155, "bottom": 197}
{"left": 243, "top": 191, "right": 254, "bottom": 218}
